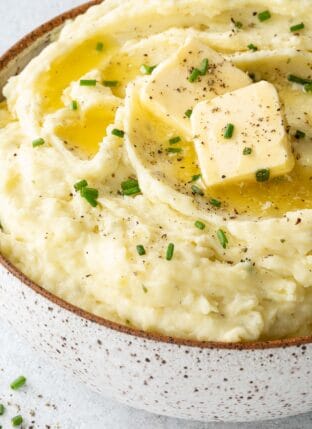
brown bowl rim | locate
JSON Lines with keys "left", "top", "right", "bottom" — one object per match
{"left": 1, "top": 0, "right": 311, "bottom": 351}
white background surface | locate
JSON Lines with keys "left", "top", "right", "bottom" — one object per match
{"left": 0, "top": 1, "right": 312, "bottom": 428}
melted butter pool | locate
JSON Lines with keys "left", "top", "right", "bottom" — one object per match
{"left": 38, "top": 35, "right": 118, "bottom": 114}
{"left": 55, "top": 106, "right": 116, "bottom": 158}
{"left": 138, "top": 109, "right": 312, "bottom": 217}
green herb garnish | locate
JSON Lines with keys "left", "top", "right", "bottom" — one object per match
{"left": 304, "top": 83, "right": 312, "bottom": 92}
{"left": 112, "top": 129, "right": 125, "bottom": 138}
{"left": 80, "top": 187, "right": 99, "bottom": 207}
{"left": 217, "top": 229, "right": 228, "bottom": 249}
{"left": 166, "top": 243, "right": 175, "bottom": 261}
{"left": 189, "top": 58, "right": 209, "bottom": 83}
{"left": 294, "top": 130, "right": 306, "bottom": 139}
{"left": 210, "top": 198, "right": 221, "bottom": 208}
{"left": 224, "top": 123, "right": 234, "bottom": 139}
{"left": 185, "top": 109, "right": 193, "bottom": 118}
{"left": 166, "top": 147, "right": 182, "bottom": 153}
{"left": 103, "top": 80, "right": 118, "bottom": 87}
{"left": 234, "top": 20, "right": 243, "bottom": 29}
{"left": 11, "top": 415, "right": 23, "bottom": 427}
{"left": 121, "top": 179, "right": 139, "bottom": 190}
{"left": 142, "top": 285, "right": 148, "bottom": 293}
{"left": 140, "top": 64, "right": 157, "bottom": 75}
{"left": 96, "top": 42, "right": 104, "bottom": 51}
{"left": 243, "top": 147, "right": 252, "bottom": 155}
{"left": 255, "top": 168, "right": 270, "bottom": 182}
{"left": 288, "top": 74, "right": 312, "bottom": 85}
{"left": 10, "top": 376, "right": 26, "bottom": 390}
{"left": 247, "top": 43, "right": 258, "bottom": 52}
{"left": 74, "top": 179, "right": 88, "bottom": 191}
{"left": 80, "top": 79, "right": 97, "bottom": 86}
{"left": 70, "top": 100, "right": 78, "bottom": 111}
{"left": 191, "top": 174, "right": 201, "bottom": 182}
{"left": 290, "top": 22, "right": 304, "bottom": 32}
{"left": 121, "top": 179, "right": 141, "bottom": 196}
{"left": 0, "top": 404, "right": 5, "bottom": 416}
{"left": 169, "top": 136, "right": 181, "bottom": 145}
{"left": 191, "top": 185, "right": 204, "bottom": 196}
{"left": 32, "top": 138, "right": 45, "bottom": 148}
{"left": 136, "top": 245, "right": 146, "bottom": 256}
{"left": 189, "top": 68, "right": 201, "bottom": 83}
{"left": 198, "top": 58, "right": 209, "bottom": 75}
{"left": 258, "top": 10, "right": 271, "bottom": 22}
{"left": 195, "top": 220, "right": 205, "bottom": 230}
{"left": 73, "top": 178, "right": 98, "bottom": 207}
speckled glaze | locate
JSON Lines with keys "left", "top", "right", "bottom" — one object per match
{"left": 1, "top": 2, "right": 312, "bottom": 422}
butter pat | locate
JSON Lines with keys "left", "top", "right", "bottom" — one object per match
{"left": 141, "top": 38, "right": 251, "bottom": 137}
{"left": 191, "top": 81, "right": 295, "bottom": 187}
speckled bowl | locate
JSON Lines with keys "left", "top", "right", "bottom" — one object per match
{"left": 1, "top": 1, "right": 312, "bottom": 423}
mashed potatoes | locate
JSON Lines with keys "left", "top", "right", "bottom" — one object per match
{"left": 1, "top": 0, "right": 312, "bottom": 342}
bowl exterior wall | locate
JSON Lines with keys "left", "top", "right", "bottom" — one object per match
{"left": 1, "top": 264, "right": 312, "bottom": 422}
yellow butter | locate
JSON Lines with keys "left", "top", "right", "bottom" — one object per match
{"left": 191, "top": 81, "right": 295, "bottom": 187}
{"left": 141, "top": 38, "right": 251, "bottom": 138}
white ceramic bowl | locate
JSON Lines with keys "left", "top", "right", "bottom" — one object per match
{"left": 1, "top": 1, "right": 312, "bottom": 422}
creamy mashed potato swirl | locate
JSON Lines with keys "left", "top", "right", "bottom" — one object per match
{"left": 1, "top": 0, "right": 312, "bottom": 342}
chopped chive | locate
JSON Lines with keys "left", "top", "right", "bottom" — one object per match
{"left": 10, "top": 376, "right": 26, "bottom": 390}
{"left": 137, "top": 245, "right": 146, "bottom": 256}
{"left": 258, "top": 10, "right": 271, "bottom": 22}
{"left": 166, "top": 243, "right": 175, "bottom": 261}
{"left": 11, "top": 415, "right": 23, "bottom": 427}
{"left": 70, "top": 100, "right": 78, "bottom": 110}
{"left": 191, "top": 174, "right": 201, "bottom": 182}
{"left": 304, "top": 83, "right": 312, "bottom": 92}
{"left": 103, "top": 80, "right": 118, "bottom": 87}
{"left": 224, "top": 123, "right": 234, "bottom": 139}
{"left": 243, "top": 147, "right": 252, "bottom": 155}
{"left": 217, "top": 229, "right": 228, "bottom": 249}
{"left": 195, "top": 220, "right": 205, "bottom": 230}
{"left": 80, "top": 79, "right": 97, "bottom": 86}
{"left": 198, "top": 58, "right": 209, "bottom": 75}
{"left": 287, "top": 74, "right": 312, "bottom": 85}
{"left": 80, "top": 187, "right": 99, "bottom": 207}
{"left": 0, "top": 404, "right": 5, "bottom": 415}
{"left": 255, "top": 168, "right": 270, "bottom": 182}
{"left": 185, "top": 109, "right": 193, "bottom": 118}
{"left": 169, "top": 136, "right": 181, "bottom": 145}
{"left": 166, "top": 147, "right": 182, "bottom": 153}
{"left": 210, "top": 198, "right": 221, "bottom": 208}
{"left": 142, "top": 285, "right": 148, "bottom": 293}
{"left": 136, "top": 245, "right": 146, "bottom": 256}
{"left": 96, "top": 42, "right": 104, "bottom": 51}
{"left": 121, "top": 179, "right": 139, "bottom": 190}
{"left": 140, "top": 64, "right": 157, "bottom": 75}
{"left": 122, "top": 186, "right": 141, "bottom": 196}
{"left": 247, "top": 43, "right": 258, "bottom": 52}
{"left": 112, "top": 129, "right": 125, "bottom": 138}
{"left": 74, "top": 179, "right": 88, "bottom": 191}
{"left": 294, "top": 130, "right": 306, "bottom": 139}
{"left": 121, "top": 178, "right": 141, "bottom": 196}
{"left": 32, "top": 138, "right": 45, "bottom": 148}
{"left": 191, "top": 184, "right": 204, "bottom": 196}
{"left": 189, "top": 68, "right": 201, "bottom": 83}
{"left": 290, "top": 22, "right": 304, "bottom": 32}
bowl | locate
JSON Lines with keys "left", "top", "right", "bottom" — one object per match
{"left": 1, "top": 1, "right": 312, "bottom": 423}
